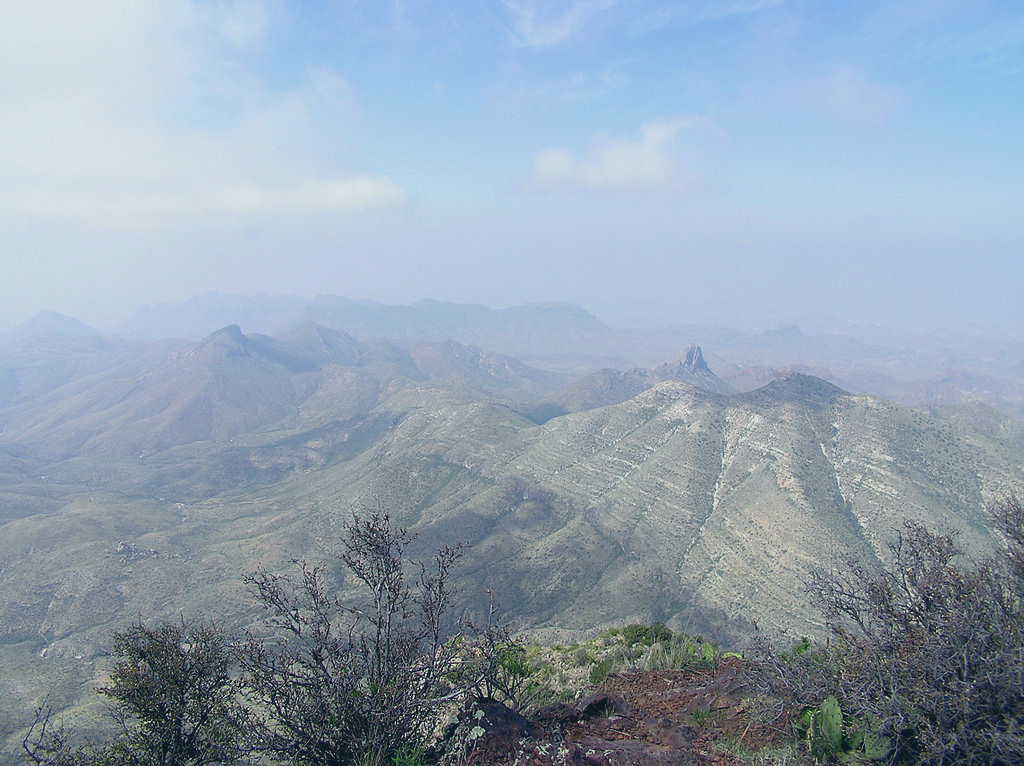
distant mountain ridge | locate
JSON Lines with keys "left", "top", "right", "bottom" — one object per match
{"left": 0, "top": 323, "right": 570, "bottom": 460}
{"left": 12, "top": 293, "right": 1019, "bottom": 422}
{"left": 117, "top": 293, "right": 310, "bottom": 340}
{"left": 517, "top": 344, "right": 733, "bottom": 424}
{"left": 120, "top": 294, "right": 609, "bottom": 340}
{"left": 0, "top": 311, "right": 103, "bottom": 346}
{"left": 115, "top": 294, "right": 617, "bottom": 373}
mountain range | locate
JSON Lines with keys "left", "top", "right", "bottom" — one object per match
{"left": 0, "top": 300, "right": 1022, "bottom": 757}
{"left": 94, "top": 292, "right": 1024, "bottom": 421}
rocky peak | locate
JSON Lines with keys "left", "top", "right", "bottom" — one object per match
{"left": 681, "top": 344, "right": 708, "bottom": 372}
{"left": 209, "top": 323, "right": 247, "bottom": 343}
{"left": 634, "top": 344, "right": 733, "bottom": 397}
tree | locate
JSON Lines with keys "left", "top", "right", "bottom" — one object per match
{"left": 239, "top": 509, "right": 470, "bottom": 766}
{"left": 24, "top": 619, "right": 247, "bottom": 766}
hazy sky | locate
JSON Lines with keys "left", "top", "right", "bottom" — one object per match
{"left": 1, "top": 1, "right": 1022, "bottom": 333}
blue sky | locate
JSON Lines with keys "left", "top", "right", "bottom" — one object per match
{"left": 1, "top": 0, "right": 1022, "bottom": 333}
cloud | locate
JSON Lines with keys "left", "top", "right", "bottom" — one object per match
{"left": 218, "top": 177, "right": 407, "bottom": 215}
{"left": 504, "top": 61, "right": 630, "bottom": 110}
{"left": 502, "top": 0, "right": 616, "bottom": 48}
{"left": 866, "top": 1, "right": 1024, "bottom": 73}
{"left": 526, "top": 118, "right": 699, "bottom": 193}
{"left": 803, "top": 67, "right": 900, "bottom": 125}
{"left": 5, "top": 176, "right": 406, "bottom": 228}
{"left": 631, "top": 0, "right": 788, "bottom": 36}
{"left": 0, "top": 0, "right": 402, "bottom": 227}
{"left": 213, "top": 0, "right": 273, "bottom": 48}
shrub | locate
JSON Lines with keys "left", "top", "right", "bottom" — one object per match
{"left": 101, "top": 620, "right": 248, "bottom": 765}
{"left": 589, "top": 659, "right": 613, "bottom": 685}
{"left": 756, "top": 494, "right": 1024, "bottom": 765}
{"left": 644, "top": 633, "right": 718, "bottom": 671}
{"left": 239, "top": 509, "right": 469, "bottom": 766}
{"left": 463, "top": 611, "right": 540, "bottom": 712}
{"left": 23, "top": 619, "right": 247, "bottom": 766}
{"left": 622, "top": 622, "right": 673, "bottom": 647}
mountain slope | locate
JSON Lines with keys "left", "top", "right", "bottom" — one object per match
{"left": 0, "top": 311, "right": 103, "bottom": 347}
{"left": 0, "top": 324, "right": 567, "bottom": 460}
{"left": 382, "top": 374, "right": 1013, "bottom": 638}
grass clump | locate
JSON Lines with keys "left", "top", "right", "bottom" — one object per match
{"left": 588, "top": 659, "right": 614, "bottom": 685}
{"left": 510, "top": 622, "right": 730, "bottom": 710}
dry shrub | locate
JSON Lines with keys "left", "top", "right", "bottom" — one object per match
{"left": 754, "top": 494, "right": 1024, "bottom": 766}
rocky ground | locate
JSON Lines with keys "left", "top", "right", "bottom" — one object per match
{"left": 439, "top": 658, "right": 796, "bottom": 765}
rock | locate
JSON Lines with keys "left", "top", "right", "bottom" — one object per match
{"left": 535, "top": 701, "right": 578, "bottom": 724}
{"left": 570, "top": 735, "right": 697, "bottom": 765}
{"left": 438, "top": 662, "right": 760, "bottom": 765}
{"left": 681, "top": 345, "right": 708, "bottom": 372}
{"left": 439, "top": 696, "right": 696, "bottom": 765}
{"left": 575, "top": 692, "right": 625, "bottom": 719}
{"left": 536, "top": 693, "right": 625, "bottom": 724}
{"left": 437, "top": 699, "right": 537, "bottom": 765}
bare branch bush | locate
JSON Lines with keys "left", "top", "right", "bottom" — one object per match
{"left": 22, "top": 706, "right": 85, "bottom": 766}
{"left": 753, "top": 494, "right": 1024, "bottom": 765}
{"left": 239, "top": 509, "right": 481, "bottom": 766}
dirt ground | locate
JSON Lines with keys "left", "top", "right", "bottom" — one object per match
{"left": 441, "top": 658, "right": 796, "bottom": 766}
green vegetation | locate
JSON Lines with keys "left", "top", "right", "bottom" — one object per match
{"left": 473, "top": 621, "right": 731, "bottom": 713}
{"left": 23, "top": 511, "right": 492, "bottom": 766}
{"left": 20, "top": 602, "right": 737, "bottom": 765}
{"left": 23, "top": 620, "right": 247, "bottom": 766}
{"left": 794, "top": 696, "right": 888, "bottom": 764}
{"left": 621, "top": 621, "right": 673, "bottom": 647}
{"left": 588, "top": 659, "right": 613, "bottom": 685}
{"left": 4, "top": 326, "right": 1021, "bottom": 745}
{"left": 6, "top": 353, "right": 1021, "bottom": 766}
{"left": 689, "top": 705, "right": 717, "bottom": 727}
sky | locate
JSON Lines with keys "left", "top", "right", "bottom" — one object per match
{"left": 1, "top": 0, "right": 1022, "bottom": 334}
